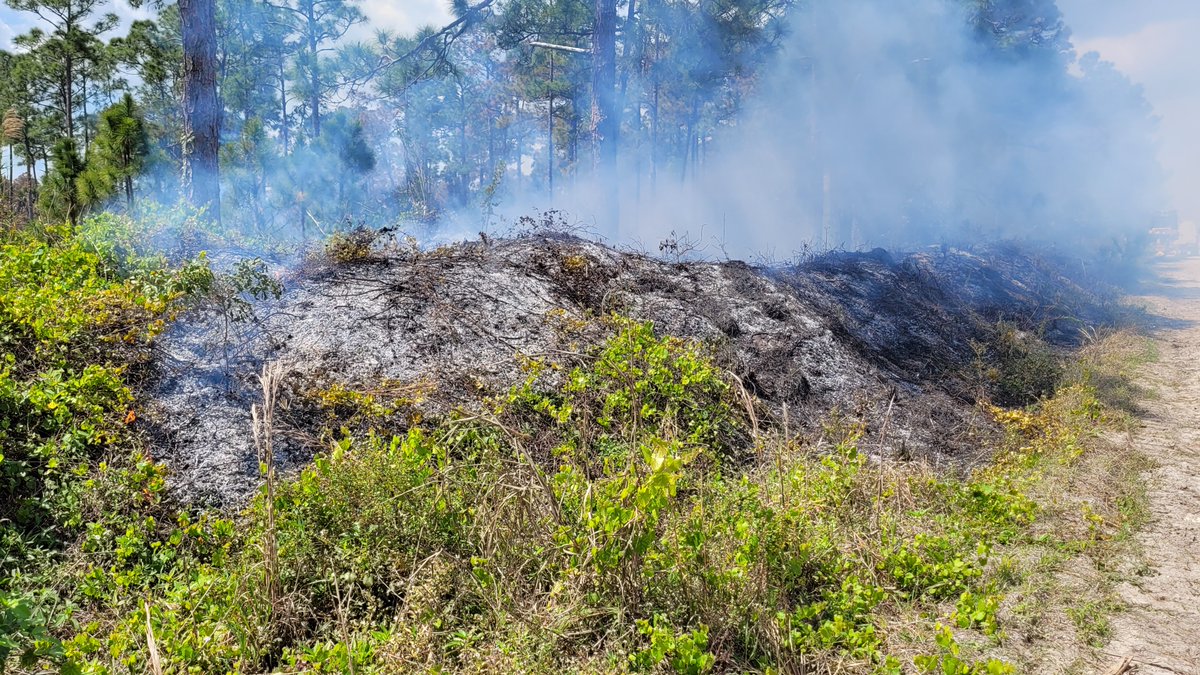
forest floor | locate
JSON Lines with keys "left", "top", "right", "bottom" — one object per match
{"left": 1100, "top": 258, "right": 1200, "bottom": 674}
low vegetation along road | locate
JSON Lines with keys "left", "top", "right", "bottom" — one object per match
{"left": 1106, "top": 257, "right": 1200, "bottom": 674}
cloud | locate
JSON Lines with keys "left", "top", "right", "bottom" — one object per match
{"left": 0, "top": 20, "right": 15, "bottom": 49}
{"left": 1074, "top": 20, "right": 1195, "bottom": 80}
{"left": 107, "top": 0, "right": 156, "bottom": 29}
{"left": 0, "top": 10, "right": 36, "bottom": 49}
{"left": 349, "top": 0, "right": 453, "bottom": 41}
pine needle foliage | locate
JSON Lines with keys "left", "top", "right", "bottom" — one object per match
{"left": 79, "top": 94, "right": 150, "bottom": 212}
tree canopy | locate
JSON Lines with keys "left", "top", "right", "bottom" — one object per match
{"left": 0, "top": 0, "right": 1165, "bottom": 251}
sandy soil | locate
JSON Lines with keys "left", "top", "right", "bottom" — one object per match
{"left": 1102, "top": 258, "right": 1200, "bottom": 674}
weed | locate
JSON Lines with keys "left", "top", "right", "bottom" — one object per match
{"left": 1066, "top": 599, "right": 1116, "bottom": 647}
{"left": 974, "top": 323, "right": 1063, "bottom": 407}
{"left": 913, "top": 624, "right": 1014, "bottom": 675}
{"left": 631, "top": 615, "right": 716, "bottom": 674}
{"left": 323, "top": 227, "right": 380, "bottom": 264}
{"left": 952, "top": 591, "right": 1001, "bottom": 636}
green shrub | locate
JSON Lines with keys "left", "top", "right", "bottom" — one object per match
{"left": 269, "top": 430, "right": 474, "bottom": 624}
{"left": 0, "top": 216, "right": 215, "bottom": 673}
{"left": 0, "top": 221, "right": 202, "bottom": 561}
{"left": 1, "top": 264, "right": 1107, "bottom": 675}
{"left": 631, "top": 615, "right": 716, "bottom": 674}
{"left": 987, "top": 323, "right": 1063, "bottom": 407}
{"left": 0, "top": 589, "right": 75, "bottom": 674}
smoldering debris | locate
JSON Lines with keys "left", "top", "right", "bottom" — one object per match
{"left": 147, "top": 234, "right": 1117, "bottom": 505}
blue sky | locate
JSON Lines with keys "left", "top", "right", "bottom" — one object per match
{"left": 2, "top": 0, "right": 1196, "bottom": 225}
{"left": 0, "top": 0, "right": 451, "bottom": 48}
{"left": 0, "top": 1, "right": 151, "bottom": 47}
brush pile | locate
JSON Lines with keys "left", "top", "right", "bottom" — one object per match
{"left": 149, "top": 231, "right": 1116, "bottom": 504}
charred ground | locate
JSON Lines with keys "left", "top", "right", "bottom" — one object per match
{"left": 149, "top": 233, "right": 1118, "bottom": 505}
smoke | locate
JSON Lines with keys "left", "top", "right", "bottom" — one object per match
{"left": 6, "top": 0, "right": 1164, "bottom": 261}
{"left": 562, "top": 0, "right": 1165, "bottom": 258}
{"left": 1060, "top": 0, "right": 1200, "bottom": 238}
{"left": 234, "top": 0, "right": 1164, "bottom": 269}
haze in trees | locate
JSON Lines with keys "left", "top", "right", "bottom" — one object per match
{"left": 0, "top": 0, "right": 1167, "bottom": 257}
{"left": 177, "top": 0, "right": 222, "bottom": 223}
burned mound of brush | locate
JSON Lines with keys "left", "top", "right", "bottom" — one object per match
{"left": 149, "top": 234, "right": 1116, "bottom": 505}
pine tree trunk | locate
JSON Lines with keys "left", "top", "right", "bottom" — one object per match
{"left": 306, "top": 7, "right": 320, "bottom": 137}
{"left": 547, "top": 53, "right": 555, "bottom": 197}
{"left": 22, "top": 133, "right": 36, "bottom": 222}
{"left": 458, "top": 97, "right": 469, "bottom": 207}
{"left": 64, "top": 52, "right": 74, "bottom": 140}
{"left": 569, "top": 99, "right": 578, "bottom": 185}
{"left": 125, "top": 168, "right": 134, "bottom": 212}
{"left": 81, "top": 74, "right": 89, "bottom": 150}
{"left": 592, "top": 0, "right": 618, "bottom": 228}
{"left": 279, "top": 61, "right": 290, "bottom": 154}
{"left": 180, "top": 0, "right": 222, "bottom": 224}
{"left": 618, "top": 0, "right": 638, "bottom": 106}
{"left": 651, "top": 34, "right": 659, "bottom": 193}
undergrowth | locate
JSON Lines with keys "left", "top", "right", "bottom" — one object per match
{"left": 964, "top": 331, "right": 1158, "bottom": 671}
{"left": 0, "top": 214, "right": 217, "bottom": 670}
{"left": 0, "top": 222, "right": 1153, "bottom": 674}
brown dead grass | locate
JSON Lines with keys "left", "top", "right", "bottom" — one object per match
{"left": 980, "top": 330, "right": 1157, "bottom": 673}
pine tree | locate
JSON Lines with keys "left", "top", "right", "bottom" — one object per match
{"left": 6, "top": 0, "right": 118, "bottom": 141}
{"left": 40, "top": 136, "right": 86, "bottom": 226}
{"left": 221, "top": 115, "right": 275, "bottom": 232}
{"left": 2, "top": 109, "right": 20, "bottom": 212}
{"left": 179, "top": 0, "right": 222, "bottom": 223}
{"left": 3, "top": 105, "right": 38, "bottom": 222}
{"left": 79, "top": 93, "right": 149, "bottom": 210}
{"left": 334, "top": 116, "right": 374, "bottom": 209}
{"left": 267, "top": 0, "right": 364, "bottom": 138}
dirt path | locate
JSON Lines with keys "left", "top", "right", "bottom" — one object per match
{"left": 1103, "top": 258, "right": 1200, "bottom": 674}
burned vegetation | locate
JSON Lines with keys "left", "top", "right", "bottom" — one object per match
{"left": 3, "top": 217, "right": 1145, "bottom": 674}
{"left": 148, "top": 231, "right": 1113, "bottom": 505}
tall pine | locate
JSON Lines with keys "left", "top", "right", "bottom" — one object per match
{"left": 79, "top": 93, "right": 149, "bottom": 210}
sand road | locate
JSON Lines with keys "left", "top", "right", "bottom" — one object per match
{"left": 1103, "top": 258, "right": 1200, "bottom": 674}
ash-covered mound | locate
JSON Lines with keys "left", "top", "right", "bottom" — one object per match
{"left": 149, "top": 235, "right": 1115, "bottom": 505}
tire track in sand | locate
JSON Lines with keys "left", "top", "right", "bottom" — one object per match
{"left": 1103, "top": 258, "right": 1200, "bottom": 674}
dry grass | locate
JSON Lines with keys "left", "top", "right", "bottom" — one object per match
{"left": 973, "top": 330, "right": 1157, "bottom": 672}
{"left": 252, "top": 361, "right": 286, "bottom": 618}
{"left": 861, "top": 330, "right": 1159, "bottom": 673}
